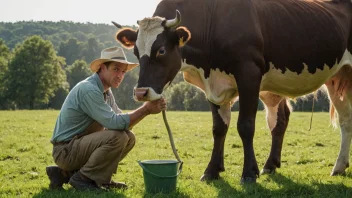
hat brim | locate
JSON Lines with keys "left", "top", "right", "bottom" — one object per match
{"left": 90, "top": 58, "right": 139, "bottom": 72}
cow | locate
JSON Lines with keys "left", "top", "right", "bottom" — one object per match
{"left": 114, "top": 0, "right": 352, "bottom": 183}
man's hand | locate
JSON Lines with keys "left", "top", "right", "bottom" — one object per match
{"left": 128, "top": 98, "right": 167, "bottom": 129}
{"left": 143, "top": 98, "right": 167, "bottom": 114}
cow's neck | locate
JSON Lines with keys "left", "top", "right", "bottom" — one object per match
{"left": 179, "top": 44, "right": 239, "bottom": 106}
{"left": 180, "top": 45, "right": 207, "bottom": 68}
{"left": 180, "top": 44, "right": 213, "bottom": 76}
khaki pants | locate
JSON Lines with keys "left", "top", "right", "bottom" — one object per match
{"left": 52, "top": 121, "right": 135, "bottom": 185}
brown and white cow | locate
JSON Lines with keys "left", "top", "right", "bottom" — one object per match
{"left": 114, "top": 0, "right": 352, "bottom": 183}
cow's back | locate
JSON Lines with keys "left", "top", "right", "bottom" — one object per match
{"left": 255, "top": 0, "right": 352, "bottom": 74}
{"left": 154, "top": 0, "right": 264, "bottom": 75}
{"left": 153, "top": 0, "right": 352, "bottom": 97}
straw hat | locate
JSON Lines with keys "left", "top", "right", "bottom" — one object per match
{"left": 90, "top": 46, "right": 138, "bottom": 72}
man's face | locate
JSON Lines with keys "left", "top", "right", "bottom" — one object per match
{"left": 101, "top": 62, "right": 127, "bottom": 88}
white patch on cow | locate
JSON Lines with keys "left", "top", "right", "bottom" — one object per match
{"left": 261, "top": 49, "right": 352, "bottom": 98}
{"left": 136, "top": 17, "right": 165, "bottom": 57}
{"left": 259, "top": 91, "right": 284, "bottom": 131}
{"left": 181, "top": 61, "right": 238, "bottom": 106}
{"left": 266, "top": 105, "right": 278, "bottom": 131}
{"left": 339, "top": 49, "right": 352, "bottom": 67}
{"left": 218, "top": 103, "right": 231, "bottom": 126}
{"left": 134, "top": 87, "right": 162, "bottom": 101}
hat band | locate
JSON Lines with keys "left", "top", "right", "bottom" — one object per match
{"left": 110, "top": 56, "right": 125, "bottom": 60}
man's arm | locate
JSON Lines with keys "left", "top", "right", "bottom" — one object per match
{"left": 81, "top": 90, "right": 166, "bottom": 131}
{"left": 81, "top": 91, "right": 130, "bottom": 130}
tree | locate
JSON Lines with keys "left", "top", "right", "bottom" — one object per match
{"left": 6, "top": 35, "right": 66, "bottom": 109}
{"left": 0, "top": 39, "right": 12, "bottom": 109}
{"left": 81, "top": 37, "right": 104, "bottom": 63}
{"left": 66, "top": 60, "right": 91, "bottom": 90}
{"left": 163, "top": 82, "right": 208, "bottom": 111}
{"left": 48, "top": 81, "right": 69, "bottom": 109}
{"left": 0, "top": 39, "right": 10, "bottom": 77}
{"left": 184, "top": 88, "right": 209, "bottom": 111}
{"left": 58, "top": 38, "right": 83, "bottom": 65}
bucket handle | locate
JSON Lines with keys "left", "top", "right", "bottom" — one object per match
{"left": 138, "top": 161, "right": 183, "bottom": 178}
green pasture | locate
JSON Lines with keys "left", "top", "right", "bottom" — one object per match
{"left": 0, "top": 110, "right": 351, "bottom": 197}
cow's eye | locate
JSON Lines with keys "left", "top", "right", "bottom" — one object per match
{"left": 157, "top": 46, "right": 166, "bottom": 57}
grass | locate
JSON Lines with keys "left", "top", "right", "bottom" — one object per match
{"left": 0, "top": 110, "right": 351, "bottom": 197}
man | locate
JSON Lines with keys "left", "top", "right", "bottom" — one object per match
{"left": 46, "top": 46, "right": 166, "bottom": 190}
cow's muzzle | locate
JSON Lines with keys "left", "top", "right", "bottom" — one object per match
{"left": 134, "top": 88, "right": 149, "bottom": 101}
{"left": 134, "top": 87, "right": 162, "bottom": 101}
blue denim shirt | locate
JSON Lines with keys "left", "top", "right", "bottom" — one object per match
{"left": 51, "top": 73, "right": 130, "bottom": 143}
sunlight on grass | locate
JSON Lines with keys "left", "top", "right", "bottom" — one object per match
{"left": 0, "top": 110, "right": 351, "bottom": 197}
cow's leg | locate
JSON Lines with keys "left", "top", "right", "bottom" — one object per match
{"left": 200, "top": 102, "right": 231, "bottom": 181}
{"left": 331, "top": 110, "right": 352, "bottom": 176}
{"left": 325, "top": 66, "right": 352, "bottom": 175}
{"left": 235, "top": 62, "right": 262, "bottom": 183}
{"left": 259, "top": 92, "right": 291, "bottom": 174}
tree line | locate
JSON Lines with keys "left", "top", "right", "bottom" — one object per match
{"left": 0, "top": 21, "right": 329, "bottom": 111}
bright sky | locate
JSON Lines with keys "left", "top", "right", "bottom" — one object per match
{"left": 1, "top": 0, "right": 162, "bottom": 26}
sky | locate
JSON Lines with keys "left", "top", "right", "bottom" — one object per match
{"left": 0, "top": 0, "right": 162, "bottom": 26}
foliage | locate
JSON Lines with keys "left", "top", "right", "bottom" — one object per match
{"left": 0, "top": 110, "right": 351, "bottom": 197}
{"left": 80, "top": 37, "right": 104, "bottom": 64}
{"left": 5, "top": 36, "right": 66, "bottom": 109}
{"left": 0, "top": 39, "right": 10, "bottom": 84}
{"left": 58, "top": 38, "right": 83, "bottom": 65}
{"left": 164, "top": 81, "right": 209, "bottom": 111}
{"left": 291, "top": 91, "right": 330, "bottom": 112}
{"left": 65, "top": 60, "right": 92, "bottom": 90}
{"left": 0, "top": 39, "right": 11, "bottom": 109}
{"left": 48, "top": 81, "right": 70, "bottom": 110}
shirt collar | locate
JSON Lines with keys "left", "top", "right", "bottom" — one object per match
{"left": 92, "top": 73, "right": 110, "bottom": 96}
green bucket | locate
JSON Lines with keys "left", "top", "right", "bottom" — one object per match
{"left": 138, "top": 160, "right": 183, "bottom": 193}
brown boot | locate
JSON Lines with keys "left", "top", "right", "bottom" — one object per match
{"left": 69, "top": 171, "right": 100, "bottom": 190}
{"left": 46, "top": 166, "right": 75, "bottom": 190}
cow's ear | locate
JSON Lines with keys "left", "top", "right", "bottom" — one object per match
{"left": 116, "top": 28, "right": 137, "bottom": 49}
{"left": 175, "top": 26, "right": 191, "bottom": 47}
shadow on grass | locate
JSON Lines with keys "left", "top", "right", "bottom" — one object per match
{"left": 208, "top": 173, "right": 352, "bottom": 198}
{"left": 32, "top": 188, "right": 127, "bottom": 198}
{"left": 268, "top": 173, "right": 352, "bottom": 197}
{"left": 32, "top": 187, "right": 189, "bottom": 198}
{"left": 206, "top": 178, "right": 241, "bottom": 197}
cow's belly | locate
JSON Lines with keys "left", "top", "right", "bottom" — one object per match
{"left": 261, "top": 49, "right": 352, "bottom": 98}
{"left": 181, "top": 65, "right": 238, "bottom": 106}
{"left": 180, "top": 49, "right": 352, "bottom": 103}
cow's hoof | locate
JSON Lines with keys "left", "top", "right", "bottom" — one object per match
{"left": 240, "top": 177, "right": 256, "bottom": 184}
{"left": 200, "top": 173, "right": 220, "bottom": 181}
{"left": 260, "top": 168, "right": 275, "bottom": 175}
{"left": 331, "top": 171, "right": 346, "bottom": 176}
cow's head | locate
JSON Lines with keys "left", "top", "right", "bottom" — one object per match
{"left": 114, "top": 10, "right": 191, "bottom": 101}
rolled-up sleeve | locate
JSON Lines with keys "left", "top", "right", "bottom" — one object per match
{"left": 80, "top": 90, "right": 130, "bottom": 130}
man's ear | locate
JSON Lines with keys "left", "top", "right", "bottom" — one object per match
{"left": 116, "top": 28, "right": 137, "bottom": 49}
{"left": 175, "top": 26, "right": 191, "bottom": 47}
